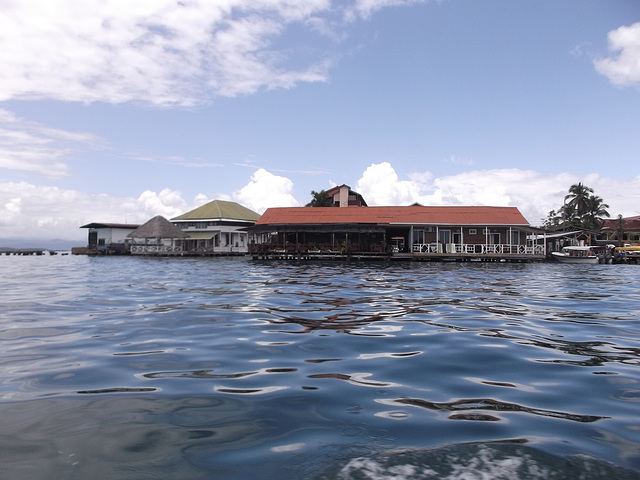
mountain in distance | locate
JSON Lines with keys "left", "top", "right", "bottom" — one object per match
{"left": 0, "top": 238, "right": 84, "bottom": 252}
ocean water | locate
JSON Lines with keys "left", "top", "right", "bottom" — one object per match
{"left": 0, "top": 255, "right": 639, "bottom": 479}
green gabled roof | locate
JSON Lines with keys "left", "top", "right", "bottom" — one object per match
{"left": 172, "top": 200, "right": 260, "bottom": 222}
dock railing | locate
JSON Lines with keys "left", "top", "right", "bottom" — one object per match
{"left": 412, "top": 243, "right": 544, "bottom": 256}
{"left": 131, "top": 245, "right": 184, "bottom": 254}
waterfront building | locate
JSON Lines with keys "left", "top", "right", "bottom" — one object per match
{"left": 79, "top": 222, "right": 141, "bottom": 254}
{"left": 128, "top": 216, "right": 189, "bottom": 255}
{"left": 171, "top": 200, "right": 260, "bottom": 255}
{"left": 250, "top": 205, "right": 545, "bottom": 261}
{"left": 600, "top": 215, "right": 640, "bottom": 246}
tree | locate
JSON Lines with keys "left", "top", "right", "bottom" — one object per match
{"left": 305, "top": 190, "right": 333, "bottom": 207}
{"left": 541, "top": 209, "right": 563, "bottom": 229}
{"left": 544, "top": 183, "right": 611, "bottom": 231}
{"left": 564, "top": 182, "right": 594, "bottom": 221}
{"left": 582, "top": 195, "right": 610, "bottom": 230}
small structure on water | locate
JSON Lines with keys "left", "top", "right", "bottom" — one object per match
{"left": 250, "top": 205, "right": 545, "bottom": 262}
{"left": 171, "top": 200, "right": 260, "bottom": 255}
{"left": 128, "top": 216, "right": 189, "bottom": 255}
{"left": 78, "top": 222, "right": 141, "bottom": 255}
{"left": 77, "top": 200, "right": 261, "bottom": 256}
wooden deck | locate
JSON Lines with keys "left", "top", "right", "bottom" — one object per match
{"left": 252, "top": 251, "right": 546, "bottom": 263}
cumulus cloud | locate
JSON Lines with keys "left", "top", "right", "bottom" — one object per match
{"left": 594, "top": 22, "right": 640, "bottom": 88}
{"left": 2, "top": 165, "right": 638, "bottom": 240}
{"left": 0, "top": 182, "right": 204, "bottom": 240}
{"left": 355, "top": 163, "right": 640, "bottom": 225}
{"left": 0, "top": 0, "right": 393, "bottom": 106}
{"left": 230, "top": 168, "right": 300, "bottom": 213}
{"left": 356, "top": 162, "right": 428, "bottom": 205}
{"left": 0, "top": 109, "right": 103, "bottom": 178}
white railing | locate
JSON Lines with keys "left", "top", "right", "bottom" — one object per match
{"left": 131, "top": 245, "right": 183, "bottom": 254}
{"left": 412, "top": 243, "right": 544, "bottom": 255}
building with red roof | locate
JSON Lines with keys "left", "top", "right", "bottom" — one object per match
{"left": 251, "top": 204, "right": 544, "bottom": 261}
{"left": 600, "top": 215, "right": 640, "bottom": 246}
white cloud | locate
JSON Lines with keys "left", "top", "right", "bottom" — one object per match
{"left": 2, "top": 165, "right": 638, "bottom": 241}
{"left": 0, "top": 182, "right": 203, "bottom": 240}
{"left": 230, "top": 168, "right": 300, "bottom": 213}
{"left": 0, "top": 109, "right": 103, "bottom": 178}
{"left": 350, "top": 0, "right": 425, "bottom": 19}
{"left": 356, "top": 162, "right": 427, "bottom": 205}
{"left": 0, "top": 168, "right": 298, "bottom": 239}
{"left": 594, "top": 22, "right": 640, "bottom": 88}
{"left": 355, "top": 162, "right": 640, "bottom": 226}
{"left": 131, "top": 189, "right": 189, "bottom": 220}
{"left": 0, "top": 0, "right": 348, "bottom": 106}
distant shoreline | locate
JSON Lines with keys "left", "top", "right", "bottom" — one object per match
{"left": 0, "top": 247, "right": 74, "bottom": 256}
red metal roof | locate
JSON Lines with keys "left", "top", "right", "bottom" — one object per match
{"left": 256, "top": 206, "right": 530, "bottom": 226}
{"left": 601, "top": 215, "right": 640, "bottom": 231}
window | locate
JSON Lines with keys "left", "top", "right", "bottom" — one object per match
{"left": 469, "top": 229, "right": 477, "bottom": 235}
{"left": 413, "top": 230, "right": 425, "bottom": 244}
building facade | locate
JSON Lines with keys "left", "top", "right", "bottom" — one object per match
{"left": 80, "top": 222, "right": 141, "bottom": 254}
{"left": 250, "top": 205, "right": 544, "bottom": 261}
{"left": 171, "top": 200, "right": 261, "bottom": 255}
{"left": 326, "top": 184, "right": 368, "bottom": 207}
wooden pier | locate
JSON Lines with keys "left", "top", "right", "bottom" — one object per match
{"left": 0, "top": 249, "right": 69, "bottom": 256}
{"left": 252, "top": 251, "right": 546, "bottom": 263}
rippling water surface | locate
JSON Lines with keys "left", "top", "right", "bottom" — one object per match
{"left": 1, "top": 255, "right": 639, "bottom": 479}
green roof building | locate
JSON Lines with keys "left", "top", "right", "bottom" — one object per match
{"left": 172, "top": 200, "right": 260, "bottom": 223}
{"left": 171, "top": 200, "right": 260, "bottom": 255}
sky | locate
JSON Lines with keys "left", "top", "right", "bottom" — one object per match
{"left": 1, "top": 0, "right": 639, "bottom": 242}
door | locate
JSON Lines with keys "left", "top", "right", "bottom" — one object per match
{"left": 439, "top": 230, "right": 451, "bottom": 253}
{"left": 88, "top": 231, "right": 97, "bottom": 249}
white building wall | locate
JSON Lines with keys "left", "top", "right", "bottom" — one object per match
{"left": 111, "top": 228, "right": 133, "bottom": 244}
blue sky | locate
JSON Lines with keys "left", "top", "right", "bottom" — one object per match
{"left": 1, "top": 0, "right": 639, "bottom": 241}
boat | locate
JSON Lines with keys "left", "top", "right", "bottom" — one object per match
{"left": 551, "top": 246, "right": 600, "bottom": 264}
{"left": 613, "top": 245, "right": 640, "bottom": 264}
{"left": 615, "top": 246, "right": 640, "bottom": 256}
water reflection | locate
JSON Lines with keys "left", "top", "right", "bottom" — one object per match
{"left": 309, "top": 373, "right": 400, "bottom": 388}
{"left": 386, "top": 397, "right": 607, "bottom": 423}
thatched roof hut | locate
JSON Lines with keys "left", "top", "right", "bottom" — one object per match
{"left": 128, "top": 216, "right": 188, "bottom": 242}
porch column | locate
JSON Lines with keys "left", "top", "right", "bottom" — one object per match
{"left": 485, "top": 226, "right": 488, "bottom": 252}
{"left": 409, "top": 225, "right": 414, "bottom": 252}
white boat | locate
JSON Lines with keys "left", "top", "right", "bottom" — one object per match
{"left": 551, "top": 246, "right": 600, "bottom": 264}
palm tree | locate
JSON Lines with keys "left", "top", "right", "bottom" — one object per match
{"left": 305, "top": 190, "right": 333, "bottom": 207}
{"left": 582, "top": 195, "right": 610, "bottom": 230}
{"left": 564, "top": 183, "right": 594, "bottom": 220}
